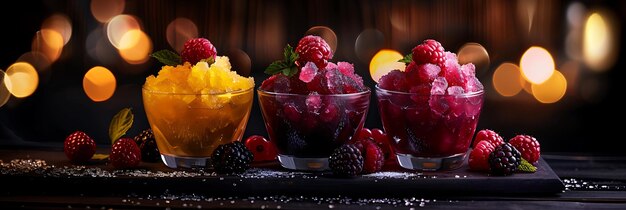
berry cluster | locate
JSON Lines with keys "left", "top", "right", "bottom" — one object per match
{"left": 468, "top": 129, "right": 541, "bottom": 176}
{"left": 329, "top": 128, "right": 395, "bottom": 176}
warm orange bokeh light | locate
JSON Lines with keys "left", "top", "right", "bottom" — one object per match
{"left": 531, "top": 70, "right": 567, "bottom": 104}
{"left": 370, "top": 49, "right": 405, "bottom": 83}
{"left": 4, "top": 62, "right": 39, "bottom": 98}
{"left": 492, "top": 63, "right": 523, "bottom": 97}
{"left": 0, "top": 70, "right": 10, "bottom": 107}
{"left": 458, "top": 43, "right": 490, "bottom": 75}
{"left": 106, "top": 15, "right": 141, "bottom": 49}
{"left": 118, "top": 30, "right": 152, "bottom": 64}
{"left": 305, "top": 26, "right": 338, "bottom": 53}
{"left": 41, "top": 14, "right": 72, "bottom": 46}
{"left": 83, "top": 66, "right": 116, "bottom": 102}
{"left": 91, "top": 0, "right": 125, "bottom": 23}
{"left": 520, "top": 46, "right": 555, "bottom": 84}
{"left": 32, "top": 29, "right": 64, "bottom": 62}
{"left": 166, "top": 18, "right": 198, "bottom": 53}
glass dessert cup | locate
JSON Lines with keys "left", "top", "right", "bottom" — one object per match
{"left": 142, "top": 87, "right": 253, "bottom": 169}
{"left": 375, "top": 85, "right": 484, "bottom": 171}
{"left": 258, "top": 89, "right": 371, "bottom": 171}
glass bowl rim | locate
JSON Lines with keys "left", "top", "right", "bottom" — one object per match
{"left": 257, "top": 87, "right": 371, "bottom": 97}
{"left": 142, "top": 86, "right": 254, "bottom": 95}
{"left": 375, "top": 84, "right": 484, "bottom": 97}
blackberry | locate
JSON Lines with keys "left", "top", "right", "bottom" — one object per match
{"left": 134, "top": 129, "right": 160, "bottom": 162}
{"left": 329, "top": 144, "right": 363, "bottom": 177}
{"left": 211, "top": 141, "right": 253, "bottom": 174}
{"left": 488, "top": 143, "right": 522, "bottom": 176}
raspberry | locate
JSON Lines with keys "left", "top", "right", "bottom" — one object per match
{"left": 378, "top": 70, "right": 408, "bottom": 92}
{"left": 64, "top": 131, "right": 96, "bottom": 163}
{"left": 371, "top": 128, "right": 394, "bottom": 161}
{"left": 134, "top": 129, "right": 160, "bottom": 162}
{"left": 329, "top": 144, "right": 363, "bottom": 177}
{"left": 295, "top": 35, "right": 333, "bottom": 69}
{"left": 351, "top": 138, "right": 384, "bottom": 173}
{"left": 181, "top": 38, "right": 217, "bottom": 64}
{"left": 412, "top": 39, "right": 445, "bottom": 65}
{"left": 211, "top": 141, "right": 253, "bottom": 174}
{"left": 509, "top": 135, "right": 540, "bottom": 164}
{"left": 244, "top": 135, "right": 277, "bottom": 162}
{"left": 472, "top": 129, "right": 505, "bottom": 148}
{"left": 468, "top": 140, "right": 495, "bottom": 171}
{"left": 489, "top": 143, "right": 522, "bottom": 176}
{"left": 110, "top": 138, "right": 142, "bottom": 169}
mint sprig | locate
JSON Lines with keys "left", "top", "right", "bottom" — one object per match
{"left": 517, "top": 158, "right": 537, "bottom": 173}
{"left": 264, "top": 44, "right": 299, "bottom": 77}
{"left": 151, "top": 50, "right": 182, "bottom": 66}
{"left": 398, "top": 53, "right": 413, "bottom": 64}
{"left": 108, "top": 108, "right": 134, "bottom": 144}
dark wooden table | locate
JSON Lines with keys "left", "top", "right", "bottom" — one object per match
{"left": 0, "top": 147, "right": 625, "bottom": 209}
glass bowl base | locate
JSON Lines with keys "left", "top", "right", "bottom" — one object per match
{"left": 396, "top": 152, "right": 467, "bottom": 171}
{"left": 161, "top": 154, "right": 211, "bottom": 169}
{"left": 278, "top": 154, "right": 329, "bottom": 171}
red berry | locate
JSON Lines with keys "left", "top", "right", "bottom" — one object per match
{"left": 295, "top": 35, "right": 333, "bottom": 69}
{"left": 110, "top": 138, "right": 141, "bottom": 169}
{"left": 509, "top": 135, "right": 541, "bottom": 164}
{"left": 244, "top": 135, "right": 277, "bottom": 162}
{"left": 351, "top": 138, "right": 384, "bottom": 173}
{"left": 356, "top": 128, "right": 372, "bottom": 141}
{"left": 371, "top": 128, "right": 394, "bottom": 161}
{"left": 472, "top": 129, "right": 505, "bottom": 148}
{"left": 181, "top": 38, "right": 217, "bottom": 64}
{"left": 64, "top": 131, "right": 96, "bottom": 163}
{"left": 468, "top": 140, "right": 495, "bottom": 171}
{"left": 412, "top": 39, "right": 445, "bottom": 65}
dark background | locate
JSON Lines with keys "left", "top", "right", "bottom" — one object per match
{"left": 0, "top": 0, "right": 624, "bottom": 155}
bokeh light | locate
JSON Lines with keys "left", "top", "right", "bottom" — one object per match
{"left": 531, "top": 70, "right": 567, "bottom": 104}
{"left": 305, "top": 26, "right": 338, "bottom": 53}
{"left": 457, "top": 43, "right": 490, "bottom": 76}
{"left": 355, "top": 29, "right": 384, "bottom": 63}
{"left": 583, "top": 12, "right": 617, "bottom": 72}
{"left": 91, "top": 0, "right": 125, "bottom": 23}
{"left": 567, "top": 2, "right": 586, "bottom": 28}
{"left": 166, "top": 18, "right": 198, "bottom": 53}
{"left": 0, "top": 70, "right": 10, "bottom": 107}
{"left": 225, "top": 49, "right": 252, "bottom": 77}
{"left": 32, "top": 29, "right": 64, "bottom": 62}
{"left": 4, "top": 62, "right": 39, "bottom": 98}
{"left": 106, "top": 14, "right": 141, "bottom": 49}
{"left": 369, "top": 49, "right": 405, "bottom": 83}
{"left": 83, "top": 66, "right": 116, "bottom": 102}
{"left": 520, "top": 46, "right": 555, "bottom": 84}
{"left": 41, "top": 14, "right": 72, "bottom": 46}
{"left": 118, "top": 30, "right": 152, "bottom": 64}
{"left": 17, "top": 51, "right": 51, "bottom": 72}
{"left": 492, "top": 63, "right": 523, "bottom": 97}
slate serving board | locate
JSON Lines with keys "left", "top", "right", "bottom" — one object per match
{"left": 0, "top": 149, "right": 564, "bottom": 197}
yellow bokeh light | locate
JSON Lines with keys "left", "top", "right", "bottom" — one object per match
{"left": 583, "top": 12, "right": 617, "bottom": 72}
{"left": 458, "top": 43, "right": 490, "bottom": 75}
{"left": 41, "top": 14, "right": 72, "bottom": 45}
{"left": 0, "top": 70, "right": 11, "bottom": 107}
{"left": 32, "top": 29, "right": 64, "bottom": 62}
{"left": 83, "top": 66, "right": 116, "bottom": 102}
{"left": 531, "top": 70, "right": 567, "bottom": 104}
{"left": 166, "top": 18, "right": 198, "bottom": 53}
{"left": 118, "top": 30, "right": 152, "bottom": 64}
{"left": 4, "top": 62, "right": 39, "bottom": 98}
{"left": 369, "top": 49, "right": 405, "bottom": 83}
{"left": 492, "top": 63, "right": 523, "bottom": 97}
{"left": 106, "top": 15, "right": 141, "bottom": 49}
{"left": 520, "top": 46, "right": 555, "bottom": 84}
{"left": 91, "top": 0, "right": 125, "bottom": 23}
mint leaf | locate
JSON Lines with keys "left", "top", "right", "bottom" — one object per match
{"left": 151, "top": 50, "right": 182, "bottom": 66}
{"left": 398, "top": 53, "right": 413, "bottom": 64}
{"left": 108, "top": 108, "right": 134, "bottom": 144}
{"left": 199, "top": 56, "right": 215, "bottom": 65}
{"left": 265, "top": 45, "right": 299, "bottom": 77}
{"left": 517, "top": 158, "right": 537, "bottom": 173}
{"left": 91, "top": 154, "right": 109, "bottom": 160}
